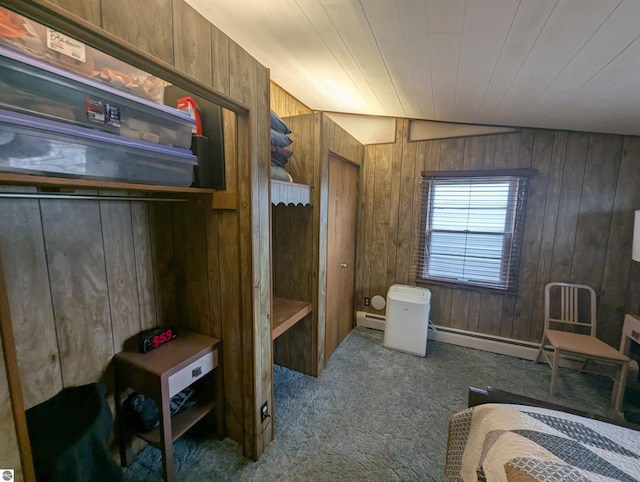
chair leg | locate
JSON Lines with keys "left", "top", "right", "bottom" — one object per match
{"left": 534, "top": 335, "right": 547, "bottom": 364}
{"left": 550, "top": 349, "right": 559, "bottom": 396}
{"left": 614, "top": 362, "right": 628, "bottom": 412}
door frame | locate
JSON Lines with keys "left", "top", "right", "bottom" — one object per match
{"left": 324, "top": 152, "right": 360, "bottom": 362}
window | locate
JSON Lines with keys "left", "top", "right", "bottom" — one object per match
{"left": 417, "top": 170, "right": 532, "bottom": 292}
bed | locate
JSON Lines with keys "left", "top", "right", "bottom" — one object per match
{"left": 445, "top": 387, "right": 640, "bottom": 481}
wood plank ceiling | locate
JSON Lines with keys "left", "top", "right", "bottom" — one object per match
{"left": 187, "top": 0, "right": 640, "bottom": 136}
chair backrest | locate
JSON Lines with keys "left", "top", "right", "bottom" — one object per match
{"left": 544, "top": 282, "right": 597, "bottom": 336}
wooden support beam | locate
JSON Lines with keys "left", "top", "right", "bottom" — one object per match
{"left": 0, "top": 248, "right": 36, "bottom": 482}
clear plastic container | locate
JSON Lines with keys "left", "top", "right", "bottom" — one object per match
{"left": 0, "top": 109, "right": 197, "bottom": 186}
{"left": 0, "top": 45, "right": 195, "bottom": 149}
{"left": 0, "top": 6, "right": 166, "bottom": 103}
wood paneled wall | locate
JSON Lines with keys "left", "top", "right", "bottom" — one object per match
{"left": 0, "top": 191, "right": 227, "bottom": 403}
{"left": 270, "top": 82, "right": 312, "bottom": 117}
{"left": 0, "top": 0, "right": 273, "bottom": 477}
{"left": 358, "top": 119, "right": 640, "bottom": 348}
{"left": 0, "top": 191, "right": 220, "bottom": 476}
{"left": 270, "top": 110, "right": 363, "bottom": 376}
{"left": 0, "top": 321, "right": 21, "bottom": 480}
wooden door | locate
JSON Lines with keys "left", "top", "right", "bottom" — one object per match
{"left": 325, "top": 154, "right": 359, "bottom": 361}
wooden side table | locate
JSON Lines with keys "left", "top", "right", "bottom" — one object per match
{"left": 621, "top": 314, "right": 640, "bottom": 388}
{"left": 114, "top": 330, "right": 224, "bottom": 482}
{"left": 620, "top": 314, "right": 640, "bottom": 354}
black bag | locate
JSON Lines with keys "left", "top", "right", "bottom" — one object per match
{"left": 123, "top": 387, "right": 197, "bottom": 432}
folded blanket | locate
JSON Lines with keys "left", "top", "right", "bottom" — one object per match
{"left": 271, "top": 128, "right": 293, "bottom": 147}
{"left": 271, "top": 144, "right": 293, "bottom": 167}
{"left": 270, "top": 165, "right": 293, "bottom": 182}
{"left": 270, "top": 109, "right": 291, "bottom": 134}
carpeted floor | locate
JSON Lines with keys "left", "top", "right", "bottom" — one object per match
{"left": 123, "top": 326, "right": 628, "bottom": 481}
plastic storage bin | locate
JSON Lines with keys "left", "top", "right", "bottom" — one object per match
{"left": 0, "top": 109, "right": 197, "bottom": 186}
{"left": 383, "top": 284, "right": 431, "bottom": 357}
{"left": 0, "top": 46, "right": 195, "bottom": 149}
{"left": 0, "top": 6, "right": 165, "bottom": 103}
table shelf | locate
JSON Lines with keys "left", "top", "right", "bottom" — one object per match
{"left": 135, "top": 400, "right": 216, "bottom": 447}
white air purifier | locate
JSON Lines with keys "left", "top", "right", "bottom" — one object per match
{"left": 383, "top": 284, "right": 431, "bottom": 357}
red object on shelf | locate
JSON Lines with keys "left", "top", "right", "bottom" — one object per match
{"left": 176, "top": 96, "right": 202, "bottom": 135}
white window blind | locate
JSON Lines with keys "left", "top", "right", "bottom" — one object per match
{"left": 417, "top": 170, "right": 531, "bottom": 292}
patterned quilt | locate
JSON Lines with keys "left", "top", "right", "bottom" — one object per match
{"left": 445, "top": 404, "right": 640, "bottom": 481}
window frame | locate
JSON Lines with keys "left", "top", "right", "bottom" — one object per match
{"left": 417, "top": 168, "right": 536, "bottom": 294}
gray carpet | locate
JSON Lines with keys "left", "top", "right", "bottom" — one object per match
{"left": 123, "top": 326, "right": 626, "bottom": 481}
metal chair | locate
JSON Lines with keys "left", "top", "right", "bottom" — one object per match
{"left": 534, "top": 282, "right": 629, "bottom": 411}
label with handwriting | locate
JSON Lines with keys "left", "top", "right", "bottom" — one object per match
{"left": 46, "top": 28, "right": 86, "bottom": 62}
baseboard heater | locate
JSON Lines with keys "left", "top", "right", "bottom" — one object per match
{"left": 357, "top": 311, "right": 569, "bottom": 364}
{"left": 427, "top": 324, "right": 636, "bottom": 373}
{"left": 356, "top": 311, "right": 639, "bottom": 380}
{"left": 356, "top": 311, "right": 386, "bottom": 331}
{"left": 427, "top": 325, "right": 543, "bottom": 360}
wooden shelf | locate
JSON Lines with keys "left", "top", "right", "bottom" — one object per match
{"left": 135, "top": 400, "right": 216, "bottom": 447}
{"left": 272, "top": 297, "right": 312, "bottom": 340}
{"left": 0, "top": 173, "right": 237, "bottom": 209}
{"left": 271, "top": 180, "right": 312, "bottom": 206}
